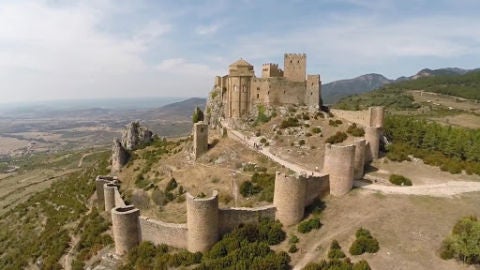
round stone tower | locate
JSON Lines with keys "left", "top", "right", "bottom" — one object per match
{"left": 273, "top": 172, "right": 307, "bottom": 226}
{"left": 104, "top": 183, "right": 118, "bottom": 212}
{"left": 365, "top": 127, "right": 381, "bottom": 162}
{"left": 111, "top": 205, "right": 140, "bottom": 255}
{"left": 369, "top": 106, "right": 385, "bottom": 128}
{"left": 186, "top": 191, "right": 219, "bottom": 252}
{"left": 353, "top": 139, "right": 366, "bottom": 180}
{"left": 323, "top": 144, "right": 355, "bottom": 196}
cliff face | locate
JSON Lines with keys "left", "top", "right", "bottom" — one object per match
{"left": 121, "top": 121, "right": 153, "bottom": 151}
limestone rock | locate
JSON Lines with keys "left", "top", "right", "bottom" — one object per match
{"left": 121, "top": 121, "right": 153, "bottom": 151}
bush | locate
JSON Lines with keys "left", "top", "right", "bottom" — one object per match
{"left": 311, "top": 127, "right": 322, "bottom": 134}
{"left": 389, "top": 174, "right": 412, "bottom": 186}
{"left": 289, "top": 234, "right": 299, "bottom": 244}
{"left": 165, "top": 178, "right": 178, "bottom": 192}
{"left": 192, "top": 107, "right": 204, "bottom": 124}
{"left": 239, "top": 181, "right": 262, "bottom": 197}
{"left": 349, "top": 228, "right": 379, "bottom": 255}
{"left": 299, "top": 139, "right": 306, "bottom": 146}
{"left": 353, "top": 260, "right": 372, "bottom": 270}
{"left": 289, "top": 244, "right": 298, "bottom": 253}
{"left": 255, "top": 130, "right": 261, "bottom": 137}
{"left": 260, "top": 137, "right": 267, "bottom": 144}
{"left": 326, "top": 131, "right": 348, "bottom": 144}
{"left": 280, "top": 117, "right": 300, "bottom": 129}
{"left": 327, "top": 240, "right": 346, "bottom": 259}
{"left": 298, "top": 218, "right": 322, "bottom": 233}
{"left": 347, "top": 123, "right": 365, "bottom": 137}
{"left": 329, "top": 119, "right": 343, "bottom": 127}
{"left": 439, "top": 216, "right": 480, "bottom": 264}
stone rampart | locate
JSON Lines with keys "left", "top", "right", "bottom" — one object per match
{"left": 112, "top": 205, "right": 140, "bottom": 255}
{"left": 365, "top": 127, "right": 381, "bottom": 162}
{"left": 273, "top": 172, "right": 307, "bottom": 226}
{"left": 323, "top": 144, "right": 355, "bottom": 196}
{"left": 218, "top": 206, "right": 276, "bottom": 235}
{"left": 104, "top": 183, "right": 118, "bottom": 213}
{"left": 353, "top": 139, "right": 366, "bottom": 180}
{"left": 304, "top": 174, "right": 330, "bottom": 206}
{"left": 139, "top": 217, "right": 188, "bottom": 249}
{"left": 114, "top": 188, "right": 126, "bottom": 208}
{"left": 330, "top": 109, "right": 369, "bottom": 127}
{"left": 186, "top": 191, "right": 219, "bottom": 252}
{"left": 331, "top": 106, "right": 385, "bottom": 128}
{"left": 95, "top": 175, "right": 118, "bottom": 208}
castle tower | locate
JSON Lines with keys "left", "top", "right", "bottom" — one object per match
{"left": 261, "top": 63, "right": 283, "bottom": 78}
{"left": 306, "top": 74, "right": 321, "bottom": 107}
{"left": 193, "top": 121, "right": 208, "bottom": 159}
{"left": 226, "top": 59, "right": 254, "bottom": 118}
{"left": 111, "top": 205, "right": 140, "bottom": 255}
{"left": 111, "top": 138, "right": 129, "bottom": 174}
{"left": 353, "top": 139, "right": 366, "bottom": 180}
{"left": 273, "top": 172, "right": 307, "bottom": 226}
{"left": 365, "top": 127, "right": 381, "bottom": 162}
{"left": 104, "top": 183, "right": 119, "bottom": 213}
{"left": 368, "top": 106, "right": 385, "bottom": 128}
{"left": 323, "top": 144, "right": 355, "bottom": 196}
{"left": 284, "top": 53, "right": 306, "bottom": 82}
{"left": 186, "top": 191, "right": 219, "bottom": 252}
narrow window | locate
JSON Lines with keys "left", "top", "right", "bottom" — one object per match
{"left": 257, "top": 94, "right": 259, "bottom": 99}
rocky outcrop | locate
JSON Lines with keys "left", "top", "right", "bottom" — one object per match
{"left": 111, "top": 138, "right": 129, "bottom": 174}
{"left": 121, "top": 121, "right": 153, "bottom": 151}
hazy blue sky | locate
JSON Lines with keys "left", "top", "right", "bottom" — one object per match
{"left": 1, "top": 0, "right": 479, "bottom": 103}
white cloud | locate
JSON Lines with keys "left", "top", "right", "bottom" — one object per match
{"left": 156, "top": 58, "right": 220, "bottom": 76}
{"left": 195, "top": 23, "right": 221, "bottom": 35}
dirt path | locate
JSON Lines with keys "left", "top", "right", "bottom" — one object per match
{"left": 354, "top": 180, "right": 480, "bottom": 197}
{"left": 224, "top": 124, "right": 322, "bottom": 177}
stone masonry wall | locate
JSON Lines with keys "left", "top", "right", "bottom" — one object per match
{"left": 304, "top": 174, "right": 330, "bottom": 206}
{"left": 323, "top": 144, "right": 355, "bottom": 196}
{"left": 330, "top": 109, "right": 370, "bottom": 127}
{"left": 218, "top": 206, "right": 276, "bottom": 235}
{"left": 139, "top": 217, "right": 188, "bottom": 249}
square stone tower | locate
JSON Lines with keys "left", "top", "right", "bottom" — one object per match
{"left": 284, "top": 53, "right": 306, "bottom": 82}
{"left": 193, "top": 121, "right": 208, "bottom": 159}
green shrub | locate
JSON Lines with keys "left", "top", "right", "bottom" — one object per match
{"left": 280, "top": 117, "right": 300, "bottom": 129}
{"left": 239, "top": 181, "right": 262, "bottom": 197}
{"left": 353, "top": 260, "right": 372, "bottom": 270}
{"left": 326, "top": 131, "right": 348, "bottom": 144}
{"left": 192, "top": 107, "right": 204, "bottom": 123}
{"left": 311, "top": 127, "right": 322, "bottom": 134}
{"left": 439, "top": 216, "right": 480, "bottom": 264}
{"left": 329, "top": 119, "right": 343, "bottom": 127}
{"left": 299, "top": 139, "right": 306, "bottom": 146}
{"left": 289, "top": 234, "right": 299, "bottom": 244}
{"left": 389, "top": 174, "right": 412, "bottom": 186}
{"left": 298, "top": 218, "right": 322, "bottom": 233}
{"left": 327, "top": 240, "right": 346, "bottom": 259}
{"left": 349, "top": 228, "right": 379, "bottom": 255}
{"left": 165, "top": 178, "right": 178, "bottom": 192}
{"left": 255, "top": 130, "right": 261, "bottom": 137}
{"left": 289, "top": 244, "right": 298, "bottom": 253}
{"left": 347, "top": 123, "right": 365, "bottom": 137}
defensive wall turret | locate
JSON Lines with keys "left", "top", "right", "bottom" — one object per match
{"left": 186, "top": 191, "right": 219, "bottom": 252}
{"left": 323, "top": 144, "right": 355, "bottom": 196}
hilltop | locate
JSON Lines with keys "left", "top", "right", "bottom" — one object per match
{"left": 323, "top": 67, "right": 479, "bottom": 104}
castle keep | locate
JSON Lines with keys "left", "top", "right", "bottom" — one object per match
{"left": 215, "top": 53, "right": 321, "bottom": 119}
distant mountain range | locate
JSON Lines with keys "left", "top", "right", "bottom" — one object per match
{"left": 322, "top": 67, "right": 477, "bottom": 104}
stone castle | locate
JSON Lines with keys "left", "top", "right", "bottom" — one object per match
{"left": 104, "top": 53, "right": 385, "bottom": 256}
{"left": 215, "top": 53, "right": 321, "bottom": 119}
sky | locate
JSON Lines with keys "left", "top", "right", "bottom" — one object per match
{"left": 0, "top": 0, "right": 479, "bottom": 103}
